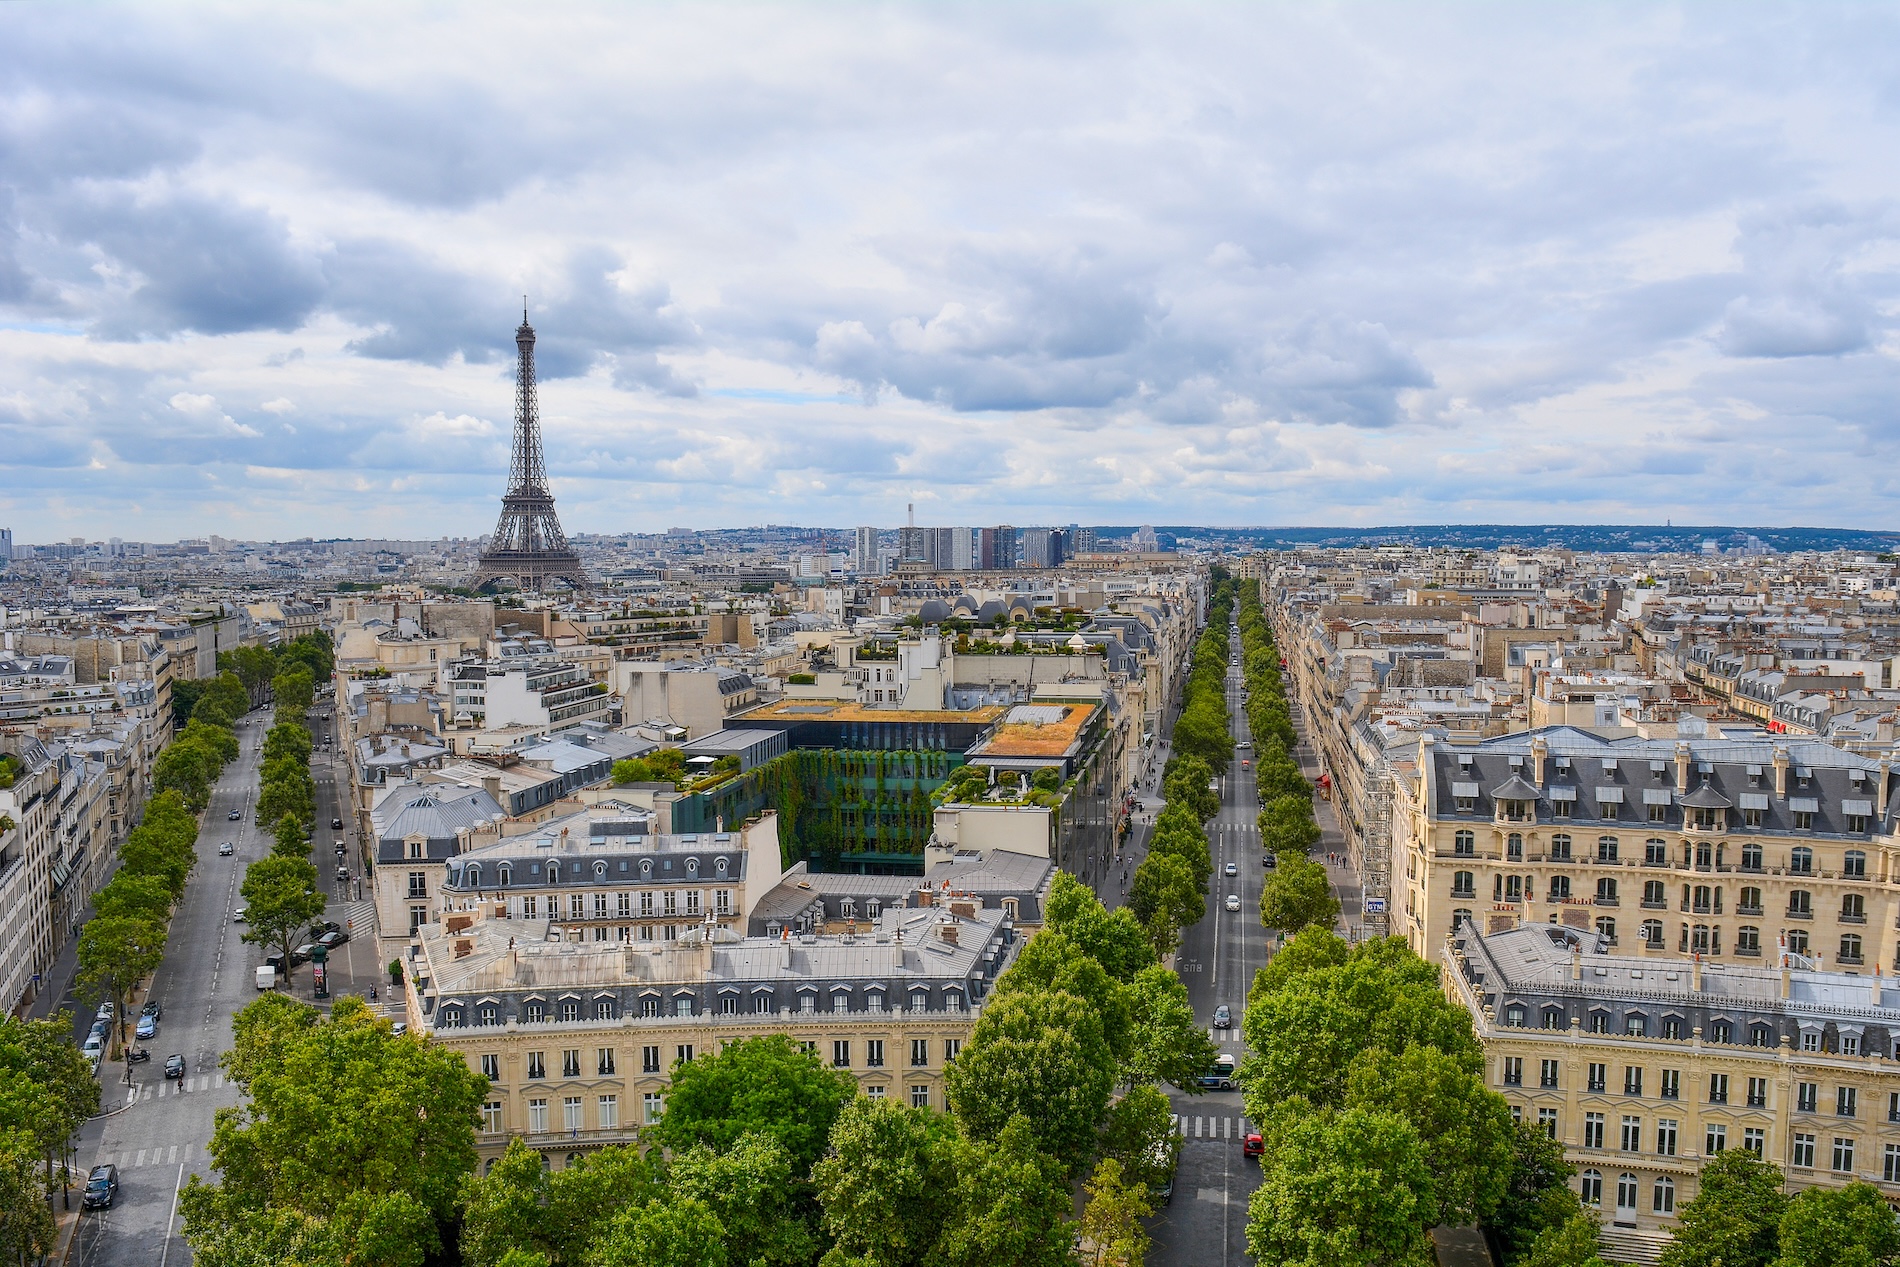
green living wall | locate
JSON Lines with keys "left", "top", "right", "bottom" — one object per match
{"left": 670, "top": 749, "right": 964, "bottom": 874}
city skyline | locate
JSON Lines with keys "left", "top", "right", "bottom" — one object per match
{"left": 4, "top": 6, "right": 1900, "bottom": 539}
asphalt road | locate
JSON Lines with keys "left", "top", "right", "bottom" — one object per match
{"left": 1148, "top": 621, "right": 1265, "bottom": 1267}
{"left": 66, "top": 696, "right": 378, "bottom": 1267}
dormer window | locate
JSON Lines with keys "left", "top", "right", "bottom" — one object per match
{"left": 594, "top": 861, "right": 607, "bottom": 879}
{"left": 686, "top": 858, "right": 699, "bottom": 877}
{"left": 715, "top": 857, "right": 729, "bottom": 877}
{"left": 496, "top": 865, "right": 511, "bottom": 886}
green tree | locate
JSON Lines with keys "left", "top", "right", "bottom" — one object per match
{"left": 1253, "top": 925, "right": 1350, "bottom": 997}
{"left": 1247, "top": 1106, "right": 1435, "bottom": 1267}
{"left": 273, "top": 813, "right": 309, "bottom": 857}
{"left": 669, "top": 1133, "right": 815, "bottom": 1267}
{"left": 1122, "top": 965, "right": 1218, "bottom": 1091}
{"left": 814, "top": 1097, "right": 952, "bottom": 1267}
{"left": 1128, "top": 852, "right": 1199, "bottom": 956}
{"left": 179, "top": 716, "right": 240, "bottom": 766}
{"left": 931, "top": 1116, "right": 1076, "bottom": 1267}
{"left": 593, "top": 1195, "right": 727, "bottom": 1267}
{"left": 240, "top": 855, "right": 326, "bottom": 986}
{"left": 1080, "top": 1156, "right": 1152, "bottom": 1267}
{"left": 1487, "top": 1121, "right": 1581, "bottom": 1267}
{"left": 459, "top": 1138, "right": 658, "bottom": 1267}
{"left": 257, "top": 773, "right": 314, "bottom": 829}
{"left": 1258, "top": 795, "right": 1322, "bottom": 856}
{"left": 180, "top": 1187, "right": 437, "bottom": 1267}
{"left": 182, "top": 996, "right": 485, "bottom": 1263}
{"left": 1658, "top": 1148, "right": 1788, "bottom": 1267}
{"left": 1344, "top": 1044, "right": 1515, "bottom": 1224}
{"left": 0, "top": 1012, "right": 102, "bottom": 1210}
{"left": 1524, "top": 1207, "right": 1609, "bottom": 1267}
{"left": 1259, "top": 855, "right": 1339, "bottom": 936}
{"left": 154, "top": 739, "right": 220, "bottom": 811}
{"left": 272, "top": 666, "right": 316, "bottom": 715}
{"left": 1096, "top": 1084, "right": 1180, "bottom": 1193}
{"left": 945, "top": 988, "right": 1115, "bottom": 1175}
{"left": 75, "top": 915, "right": 166, "bottom": 1056}
{"left": 1773, "top": 1183, "right": 1900, "bottom": 1267}
{"left": 263, "top": 723, "right": 312, "bottom": 768}
{"left": 991, "top": 931, "right": 1130, "bottom": 1061}
{"left": 1042, "top": 873, "right": 1156, "bottom": 982}
{"left": 0, "top": 1135, "right": 56, "bottom": 1267}
{"left": 91, "top": 872, "right": 174, "bottom": 924}
{"left": 652, "top": 1034, "right": 855, "bottom": 1179}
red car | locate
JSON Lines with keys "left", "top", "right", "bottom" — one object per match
{"left": 1243, "top": 1132, "right": 1265, "bottom": 1159}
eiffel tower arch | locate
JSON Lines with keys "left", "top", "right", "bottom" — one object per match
{"left": 469, "top": 310, "right": 589, "bottom": 593}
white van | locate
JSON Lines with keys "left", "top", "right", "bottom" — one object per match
{"left": 255, "top": 965, "right": 277, "bottom": 991}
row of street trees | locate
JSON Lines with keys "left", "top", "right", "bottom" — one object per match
{"left": 0, "top": 1013, "right": 101, "bottom": 1261}
{"left": 240, "top": 632, "right": 336, "bottom": 987}
{"left": 181, "top": 873, "right": 1214, "bottom": 1267}
{"left": 1237, "top": 584, "right": 1341, "bottom": 938}
{"left": 1241, "top": 928, "right": 1593, "bottom": 1266}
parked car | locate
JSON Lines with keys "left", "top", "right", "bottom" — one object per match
{"left": 82, "top": 1164, "right": 118, "bottom": 1209}
{"left": 1243, "top": 1132, "right": 1265, "bottom": 1159}
{"left": 95, "top": 1001, "right": 113, "bottom": 1022}
{"left": 308, "top": 920, "right": 340, "bottom": 939}
{"left": 233, "top": 907, "right": 247, "bottom": 922}
{"left": 135, "top": 1014, "right": 157, "bottom": 1040}
{"left": 255, "top": 965, "right": 276, "bottom": 991}
{"left": 1263, "top": 852, "right": 1277, "bottom": 869}
{"left": 164, "top": 1054, "right": 186, "bottom": 1079}
{"left": 218, "top": 841, "right": 235, "bottom": 856}
{"left": 336, "top": 865, "right": 350, "bottom": 883}
{"left": 1213, "top": 1004, "right": 1233, "bottom": 1029}
{"left": 331, "top": 817, "right": 344, "bottom": 830}
{"left": 294, "top": 943, "right": 319, "bottom": 963}
{"left": 1224, "top": 894, "right": 1241, "bottom": 912}
{"left": 141, "top": 1000, "right": 162, "bottom": 1020}
{"left": 317, "top": 930, "right": 349, "bottom": 950}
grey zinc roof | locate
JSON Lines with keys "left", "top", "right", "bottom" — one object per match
{"left": 373, "top": 784, "right": 506, "bottom": 843}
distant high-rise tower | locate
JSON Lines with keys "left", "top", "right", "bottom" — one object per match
{"left": 470, "top": 309, "right": 587, "bottom": 593}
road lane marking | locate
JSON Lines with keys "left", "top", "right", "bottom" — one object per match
{"left": 135, "top": 1149, "right": 147, "bottom": 1167}
{"left": 159, "top": 1162, "right": 186, "bottom": 1267}
{"left": 168, "top": 1145, "right": 178, "bottom": 1163}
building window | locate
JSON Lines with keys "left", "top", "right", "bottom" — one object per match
{"left": 1591, "top": 1012, "right": 1611, "bottom": 1034}
{"left": 480, "top": 1053, "right": 500, "bottom": 1081}
{"left": 1660, "top": 1069, "right": 1680, "bottom": 1099}
{"left": 911, "top": 1085, "right": 930, "bottom": 1109}
{"left": 866, "top": 1040, "right": 884, "bottom": 1068}
{"left": 563, "top": 1097, "right": 583, "bottom": 1133}
{"left": 1833, "top": 1137, "right": 1856, "bottom": 1173}
{"left": 1708, "top": 1074, "right": 1728, "bottom": 1104}
{"left": 1707, "top": 1123, "right": 1727, "bottom": 1155}
{"left": 598, "top": 1095, "right": 618, "bottom": 1130}
{"left": 1584, "top": 1113, "right": 1605, "bottom": 1149}
{"left": 1540, "top": 1060, "right": 1559, "bottom": 1089}
{"left": 674, "top": 998, "right": 692, "bottom": 1017}
{"left": 1645, "top": 838, "right": 1668, "bottom": 866}
{"left": 408, "top": 872, "right": 427, "bottom": 899}
{"left": 1745, "top": 1128, "right": 1765, "bottom": 1157}
{"left": 944, "top": 1039, "right": 961, "bottom": 1062}
{"left": 526, "top": 1099, "right": 549, "bottom": 1134}
{"left": 568, "top": 894, "right": 584, "bottom": 920}
{"left": 1793, "top": 1133, "right": 1815, "bottom": 1169}
{"left": 833, "top": 1041, "right": 851, "bottom": 1068}
{"left": 1537, "top": 1108, "right": 1558, "bottom": 1139}
{"left": 1587, "top": 1062, "right": 1607, "bottom": 1092}
{"left": 1843, "top": 1034, "right": 1861, "bottom": 1056}
{"left": 562, "top": 1050, "right": 581, "bottom": 1079}
{"left": 1798, "top": 1082, "right": 1818, "bottom": 1113}
{"left": 1596, "top": 916, "right": 1617, "bottom": 943}
{"left": 1657, "top": 1119, "right": 1677, "bottom": 1157}
{"left": 716, "top": 890, "right": 732, "bottom": 915}
{"left": 676, "top": 1045, "right": 693, "bottom": 1065}
{"left": 1844, "top": 849, "right": 1868, "bottom": 876}
{"left": 1737, "top": 926, "right": 1760, "bottom": 955}
{"left": 1838, "top": 1087, "right": 1858, "bottom": 1118}
{"left": 1580, "top": 1170, "right": 1602, "bottom": 1206}
{"left": 597, "top": 1047, "right": 615, "bottom": 1076}
{"left": 527, "top": 1052, "right": 546, "bottom": 1081}
{"left": 720, "top": 996, "right": 738, "bottom": 1016}
{"left": 642, "top": 1045, "right": 660, "bottom": 1074}
{"left": 686, "top": 891, "right": 701, "bottom": 916}
{"left": 911, "top": 1039, "right": 929, "bottom": 1068}
{"left": 1549, "top": 876, "right": 1571, "bottom": 901}
{"left": 1620, "top": 1116, "right": 1642, "bottom": 1152}
{"left": 1452, "top": 871, "right": 1475, "bottom": 899}
{"left": 595, "top": 999, "right": 614, "bottom": 1020}
{"left": 833, "top": 994, "right": 850, "bottom": 1014}
{"left": 640, "top": 892, "right": 655, "bottom": 917}
{"left": 561, "top": 1001, "right": 579, "bottom": 1023}
{"left": 481, "top": 1100, "right": 503, "bottom": 1133}
{"left": 1616, "top": 1174, "right": 1639, "bottom": 1216}
{"left": 1793, "top": 810, "right": 1814, "bottom": 831}
{"left": 594, "top": 893, "right": 608, "bottom": 919}
{"left": 1840, "top": 934, "right": 1864, "bottom": 964}
{"left": 1596, "top": 836, "right": 1619, "bottom": 863}
{"left": 1625, "top": 1014, "right": 1647, "bottom": 1037}
{"left": 643, "top": 1093, "right": 663, "bottom": 1124}
{"left": 753, "top": 994, "right": 772, "bottom": 1014}
{"left": 1550, "top": 834, "right": 1572, "bottom": 861}
{"left": 1653, "top": 1177, "right": 1675, "bottom": 1214}
{"left": 1884, "top": 1144, "right": 1900, "bottom": 1184}
{"left": 1790, "top": 847, "right": 1814, "bottom": 874}
{"left": 1503, "top": 1057, "right": 1523, "bottom": 1086}
{"left": 1453, "top": 830, "right": 1474, "bottom": 856}
{"left": 663, "top": 892, "right": 678, "bottom": 917}
{"left": 1625, "top": 1066, "right": 1645, "bottom": 1096}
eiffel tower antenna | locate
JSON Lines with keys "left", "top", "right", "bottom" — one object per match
{"left": 469, "top": 308, "right": 588, "bottom": 593}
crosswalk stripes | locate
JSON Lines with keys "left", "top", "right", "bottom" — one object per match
{"left": 341, "top": 898, "right": 378, "bottom": 938}
{"left": 1168, "top": 1114, "right": 1254, "bottom": 1143}
{"left": 100, "top": 1143, "right": 197, "bottom": 1172}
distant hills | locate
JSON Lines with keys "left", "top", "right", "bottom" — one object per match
{"left": 1093, "top": 525, "right": 1900, "bottom": 554}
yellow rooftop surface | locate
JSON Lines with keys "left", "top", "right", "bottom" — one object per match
{"left": 975, "top": 703, "right": 1098, "bottom": 758}
{"left": 742, "top": 699, "right": 1008, "bottom": 725}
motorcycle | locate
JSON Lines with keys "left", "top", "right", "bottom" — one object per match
{"left": 126, "top": 1047, "right": 151, "bottom": 1064}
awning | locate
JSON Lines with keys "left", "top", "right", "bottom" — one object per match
{"left": 1789, "top": 797, "right": 1819, "bottom": 813}
{"left": 1452, "top": 781, "right": 1480, "bottom": 798}
{"left": 1738, "top": 793, "right": 1770, "bottom": 811}
{"left": 1643, "top": 788, "right": 1673, "bottom": 805}
{"left": 1595, "top": 788, "right": 1624, "bottom": 804}
{"left": 1842, "top": 799, "right": 1873, "bottom": 817}
{"left": 1548, "top": 786, "right": 1577, "bottom": 802}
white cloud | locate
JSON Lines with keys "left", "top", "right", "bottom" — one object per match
{"left": 0, "top": 5, "right": 1897, "bottom": 536}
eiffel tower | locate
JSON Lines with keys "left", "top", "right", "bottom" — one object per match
{"left": 469, "top": 307, "right": 588, "bottom": 593}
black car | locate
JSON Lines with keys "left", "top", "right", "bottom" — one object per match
{"left": 141, "top": 999, "right": 162, "bottom": 1020}
{"left": 83, "top": 1164, "right": 118, "bottom": 1209}
{"left": 331, "top": 817, "right": 344, "bottom": 830}
{"left": 317, "top": 930, "right": 350, "bottom": 950}
{"left": 163, "top": 1054, "right": 186, "bottom": 1079}
{"left": 308, "top": 920, "right": 340, "bottom": 939}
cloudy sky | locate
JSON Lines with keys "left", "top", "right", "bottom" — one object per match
{"left": 2, "top": 4, "right": 1898, "bottom": 542}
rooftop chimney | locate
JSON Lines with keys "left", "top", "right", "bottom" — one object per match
{"left": 1675, "top": 742, "right": 1691, "bottom": 795}
{"left": 1531, "top": 736, "right": 1548, "bottom": 787}
{"left": 1773, "top": 746, "right": 1790, "bottom": 799}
